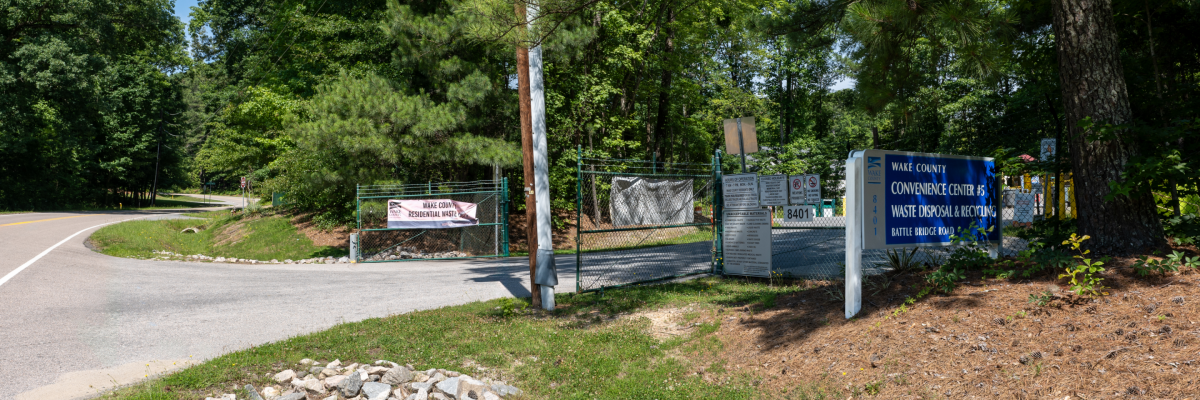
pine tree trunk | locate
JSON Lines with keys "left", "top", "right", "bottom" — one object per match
{"left": 1051, "top": 0, "right": 1165, "bottom": 254}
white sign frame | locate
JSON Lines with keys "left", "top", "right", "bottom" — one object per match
{"left": 723, "top": 209, "right": 772, "bottom": 277}
{"left": 788, "top": 175, "right": 806, "bottom": 204}
{"left": 722, "top": 173, "right": 759, "bottom": 209}
{"left": 804, "top": 174, "right": 821, "bottom": 204}
{"left": 783, "top": 205, "right": 814, "bottom": 222}
{"left": 757, "top": 174, "right": 788, "bottom": 206}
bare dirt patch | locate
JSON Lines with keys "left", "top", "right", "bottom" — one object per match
{"left": 626, "top": 305, "right": 701, "bottom": 340}
{"left": 689, "top": 266, "right": 1200, "bottom": 398}
{"left": 211, "top": 218, "right": 252, "bottom": 246}
{"left": 291, "top": 213, "right": 351, "bottom": 249}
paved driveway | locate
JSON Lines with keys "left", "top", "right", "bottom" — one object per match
{"left": 0, "top": 198, "right": 573, "bottom": 399}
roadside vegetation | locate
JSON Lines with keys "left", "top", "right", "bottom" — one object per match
{"left": 98, "top": 278, "right": 791, "bottom": 400}
{"left": 90, "top": 209, "right": 346, "bottom": 261}
{"left": 96, "top": 214, "right": 1200, "bottom": 399}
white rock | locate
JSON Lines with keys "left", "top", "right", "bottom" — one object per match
{"left": 296, "top": 377, "right": 326, "bottom": 393}
{"left": 274, "top": 370, "right": 297, "bottom": 383}
{"left": 413, "top": 388, "right": 429, "bottom": 400}
{"left": 215, "top": 257, "right": 227, "bottom": 262}
{"left": 327, "top": 359, "right": 342, "bottom": 369}
{"left": 300, "top": 358, "right": 315, "bottom": 365}
{"left": 362, "top": 382, "right": 392, "bottom": 400}
{"left": 261, "top": 387, "right": 280, "bottom": 399}
{"left": 367, "top": 366, "right": 389, "bottom": 375}
{"left": 345, "top": 363, "right": 360, "bottom": 371}
{"left": 284, "top": 259, "right": 293, "bottom": 263}
{"left": 325, "top": 375, "right": 346, "bottom": 389}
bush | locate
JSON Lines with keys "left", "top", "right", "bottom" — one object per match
{"left": 1164, "top": 214, "right": 1200, "bottom": 245}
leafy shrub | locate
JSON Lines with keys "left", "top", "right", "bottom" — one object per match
{"left": 927, "top": 267, "right": 965, "bottom": 294}
{"left": 881, "top": 247, "right": 921, "bottom": 272}
{"left": 1163, "top": 214, "right": 1200, "bottom": 245}
{"left": 1133, "top": 251, "right": 1200, "bottom": 277}
{"left": 1058, "top": 234, "right": 1107, "bottom": 296}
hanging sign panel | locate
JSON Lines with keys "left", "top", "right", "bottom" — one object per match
{"left": 722, "top": 173, "right": 759, "bottom": 209}
{"left": 788, "top": 175, "right": 807, "bottom": 204}
{"left": 805, "top": 174, "right": 821, "bottom": 204}
{"left": 860, "top": 150, "right": 999, "bottom": 249}
{"left": 723, "top": 209, "right": 772, "bottom": 277}
{"left": 387, "top": 199, "right": 479, "bottom": 229}
{"left": 758, "top": 174, "right": 788, "bottom": 206}
{"left": 783, "top": 205, "right": 814, "bottom": 222}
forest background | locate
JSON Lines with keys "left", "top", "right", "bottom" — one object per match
{"left": 2, "top": 0, "right": 1198, "bottom": 253}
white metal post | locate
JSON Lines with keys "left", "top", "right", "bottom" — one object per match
{"left": 844, "top": 151, "right": 863, "bottom": 319}
{"left": 529, "top": 5, "right": 555, "bottom": 310}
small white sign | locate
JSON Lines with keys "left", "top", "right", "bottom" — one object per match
{"left": 1040, "top": 138, "right": 1056, "bottom": 161}
{"left": 788, "top": 175, "right": 806, "bottom": 204}
{"left": 722, "top": 173, "right": 759, "bottom": 209}
{"left": 805, "top": 174, "right": 821, "bottom": 204}
{"left": 783, "top": 205, "right": 815, "bottom": 222}
{"left": 758, "top": 174, "right": 788, "bottom": 206}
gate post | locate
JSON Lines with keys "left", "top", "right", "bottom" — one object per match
{"left": 844, "top": 151, "right": 863, "bottom": 319}
{"left": 713, "top": 149, "right": 724, "bottom": 275}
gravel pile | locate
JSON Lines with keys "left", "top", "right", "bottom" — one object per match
{"left": 213, "top": 359, "right": 522, "bottom": 400}
{"left": 364, "top": 247, "right": 468, "bottom": 262}
{"left": 150, "top": 251, "right": 351, "bottom": 264}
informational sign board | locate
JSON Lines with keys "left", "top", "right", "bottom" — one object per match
{"left": 804, "top": 174, "right": 821, "bottom": 204}
{"left": 1040, "top": 138, "right": 1056, "bottom": 161}
{"left": 722, "top": 117, "right": 758, "bottom": 155}
{"left": 240, "top": 177, "right": 247, "bottom": 189}
{"left": 757, "top": 174, "right": 788, "bottom": 206}
{"left": 788, "top": 175, "right": 806, "bottom": 204}
{"left": 387, "top": 199, "right": 479, "bottom": 229}
{"left": 723, "top": 209, "right": 772, "bottom": 277}
{"left": 722, "top": 173, "right": 759, "bottom": 209}
{"left": 783, "top": 205, "right": 814, "bottom": 222}
{"left": 859, "top": 150, "right": 999, "bottom": 249}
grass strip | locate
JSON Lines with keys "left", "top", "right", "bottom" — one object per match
{"left": 90, "top": 210, "right": 346, "bottom": 261}
{"left": 100, "top": 277, "right": 804, "bottom": 399}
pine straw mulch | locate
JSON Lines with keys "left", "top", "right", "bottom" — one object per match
{"left": 688, "top": 262, "right": 1200, "bottom": 399}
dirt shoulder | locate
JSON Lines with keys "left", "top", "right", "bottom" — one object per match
{"left": 693, "top": 266, "right": 1200, "bottom": 399}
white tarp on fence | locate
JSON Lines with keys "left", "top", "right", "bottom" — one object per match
{"left": 610, "top": 177, "right": 694, "bottom": 226}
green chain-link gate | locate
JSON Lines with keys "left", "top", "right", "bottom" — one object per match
{"left": 356, "top": 180, "right": 508, "bottom": 262}
{"left": 575, "top": 149, "right": 719, "bottom": 292}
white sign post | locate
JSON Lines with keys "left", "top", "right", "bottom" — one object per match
{"left": 845, "top": 152, "right": 864, "bottom": 319}
{"left": 722, "top": 173, "right": 759, "bottom": 209}
{"left": 757, "top": 174, "right": 788, "bottom": 206}
{"left": 723, "top": 209, "right": 772, "bottom": 277}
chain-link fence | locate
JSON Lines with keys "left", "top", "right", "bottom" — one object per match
{"left": 575, "top": 152, "right": 717, "bottom": 292}
{"left": 765, "top": 206, "right": 891, "bottom": 280}
{"left": 998, "top": 174, "right": 1077, "bottom": 257}
{"left": 356, "top": 180, "right": 508, "bottom": 262}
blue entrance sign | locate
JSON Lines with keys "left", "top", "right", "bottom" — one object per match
{"left": 859, "top": 150, "right": 999, "bottom": 249}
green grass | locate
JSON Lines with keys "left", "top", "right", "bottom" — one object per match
{"left": 99, "top": 277, "right": 803, "bottom": 400}
{"left": 90, "top": 210, "right": 346, "bottom": 261}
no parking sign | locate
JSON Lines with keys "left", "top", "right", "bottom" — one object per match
{"left": 788, "top": 174, "right": 820, "bottom": 204}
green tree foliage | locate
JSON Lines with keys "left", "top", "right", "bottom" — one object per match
{"left": 265, "top": 0, "right": 522, "bottom": 222}
{"left": 0, "top": 0, "right": 188, "bottom": 209}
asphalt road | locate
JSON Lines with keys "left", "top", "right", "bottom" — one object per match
{"left": 0, "top": 196, "right": 574, "bottom": 400}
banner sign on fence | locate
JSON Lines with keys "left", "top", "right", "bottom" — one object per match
{"left": 859, "top": 150, "right": 999, "bottom": 249}
{"left": 722, "top": 173, "right": 759, "bottom": 209}
{"left": 610, "top": 177, "right": 694, "bottom": 226}
{"left": 387, "top": 199, "right": 478, "bottom": 229}
{"left": 723, "top": 209, "right": 772, "bottom": 277}
{"left": 757, "top": 174, "right": 788, "bottom": 206}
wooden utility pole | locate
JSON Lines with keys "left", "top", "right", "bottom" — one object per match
{"left": 515, "top": 1, "right": 541, "bottom": 307}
